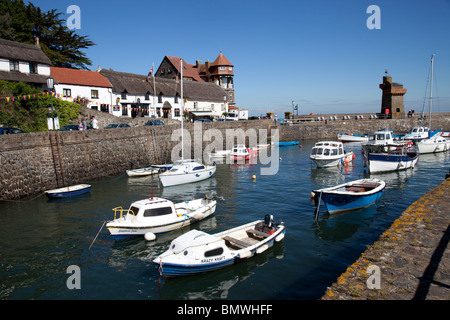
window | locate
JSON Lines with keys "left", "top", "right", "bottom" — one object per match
{"left": 145, "top": 92, "right": 150, "bottom": 100}
{"left": 91, "top": 90, "right": 99, "bottom": 99}
{"left": 229, "top": 67, "right": 233, "bottom": 71}
{"left": 9, "top": 60, "right": 19, "bottom": 72}
{"left": 174, "top": 94, "right": 179, "bottom": 103}
{"left": 204, "top": 247, "right": 224, "bottom": 257}
{"left": 143, "top": 206, "right": 173, "bottom": 217}
{"left": 161, "top": 68, "right": 165, "bottom": 74}
{"left": 193, "top": 165, "right": 205, "bottom": 171}
{"left": 220, "top": 66, "right": 226, "bottom": 71}
{"left": 158, "top": 93, "right": 163, "bottom": 103}
{"left": 174, "top": 108, "right": 180, "bottom": 117}
{"left": 29, "top": 63, "right": 37, "bottom": 74}
{"left": 63, "top": 88, "right": 72, "bottom": 97}
{"left": 121, "top": 91, "right": 127, "bottom": 100}
{"left": 129, "top": 206, "right": 140, "bottom": 216}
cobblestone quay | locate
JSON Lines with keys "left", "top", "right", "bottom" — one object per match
{"left": 322, "top": 176, "right": 450, "bottom": 300}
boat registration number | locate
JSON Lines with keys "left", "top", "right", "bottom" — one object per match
{"left": 201, "top": 256, "right": 225, "bottom": 263}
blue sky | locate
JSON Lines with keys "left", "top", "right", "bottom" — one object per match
{"left": 32, "top": 0, "right": 450, "bottom": 116}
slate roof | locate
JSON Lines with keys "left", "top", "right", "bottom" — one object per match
{"left": 100, "top": 69, "right": 227, "bottom": 102}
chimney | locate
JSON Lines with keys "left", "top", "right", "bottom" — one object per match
{"left": 35, "top": 37, "right": 40, "bottom": 46}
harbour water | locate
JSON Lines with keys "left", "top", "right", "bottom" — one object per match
{"left": 0, "top": 140, "right": 449, "bottom": 300}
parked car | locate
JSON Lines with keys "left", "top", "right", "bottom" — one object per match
{"left": 0, "top": 127, "right": 26, "bottom": 134}
{"left": 60, "top": 124, "right": 92, "bottom": 131}
{"left": 105, "top": 123, "right": 131, "bottom": 129}
{"left": 194, "top": 119, "right": 212, "bottom": 123}
{"left": 144, "top": 120, "right": 165, "bottom": 126}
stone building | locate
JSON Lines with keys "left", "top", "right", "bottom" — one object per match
{"left": 379, "top": 74, "right": 407, "bottom": 119}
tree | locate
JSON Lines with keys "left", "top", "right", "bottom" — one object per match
{"left": 0, "top": 0, "right": 95, "bottom": 69}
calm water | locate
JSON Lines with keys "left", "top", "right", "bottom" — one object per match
{"left": 1, "top": 140, "right": 449, "bottom": 300}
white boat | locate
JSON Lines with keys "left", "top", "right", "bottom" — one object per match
{"left": 312, "top": 178, "right": 385, "bottom": 214}
{"left": 363, "top": 131, "right": 418, "bottom": 173}
{"left": 404, "top": 126, "right": 430, "bottom": 140}
{"left": 126, "top": 167, "right": 159, "bottom": 177}
{"left": 159, "top": 159, "right": 216, "bottom": 187}
{"left": 416, "top": 134, "right": 449, "bottom": 154}
{"left": 106, "top": 195, "right": 217, "bottom": 240}
{"left": 208, "top": 150, "right": 231, "bottom": 163}
{"left": 153, "top": 215, "right": 286, "bottom": 277}
{"left": 337, "top": 133, "right": 369, "bottom": 143}
{"left": 413, "top": 55, "right": 450, "bottom": 154}
{"left": 310, "top": 141, "right": 354, "bottom": 168}
{"left": 229, "top": 144, "right": 258, "bottom": 161}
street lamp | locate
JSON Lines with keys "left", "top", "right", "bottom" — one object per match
{"left": 46, "top": 76, "right": 55, "bottom": 130}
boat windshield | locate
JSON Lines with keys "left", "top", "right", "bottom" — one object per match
{"left": 193, "top": 165, "right": 205, "bottom": 171}
{"left": 323, "top": 148, "right": 330, "bottom": 156}
{"left": 129, "top": 206, "right": 139, "bottom": 216}
{"left": 331, "top": 149, "right": 338, "bottom": 156}
{"left": 143, "top": 206, "right": 173, "bottom": 217}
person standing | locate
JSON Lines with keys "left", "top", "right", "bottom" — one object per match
{"left": 91, "top": 116, "right": 98, "bottom": 129}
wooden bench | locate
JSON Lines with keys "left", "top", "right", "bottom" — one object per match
{"left": 223, "top": 236, "right": 251, "bottom": 249}
{"left": 246, "top": 229, "right": 270, "bottom": 238}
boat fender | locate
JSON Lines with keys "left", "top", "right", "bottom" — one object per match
{"left": 275, "top": 233, "right": 285, "bottom": 242}
{"left": 237, "top": 250, "right": 252, "bottom": 259}
{"left": 256, "top": 244, "right": 268, "bottom": 254}
{"left": 193, "top": 213, "right": 204, "bottom": 220}
{"left": 144, "top": 232, "right": 156, "bottom": 241}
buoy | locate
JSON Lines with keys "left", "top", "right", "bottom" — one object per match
{"left": 144, "top": 232, "right": 156, "bottom": 241}
{"left": 299, "top": 145, "right": 302, "bottom": 148}
{"left": 252, "top": 175, "right": 256, "bottom": 181}
{"left": 310, "top": 191, "right": 315, "bottom": 198}
{"left": 352, "top": 154, "right": 356, "bottom": 159}
{"left": 344, "top": 157, "right": 350, "bottom": 164}
{"left": 279, "top": 157, "right": 282, "bottom": 161}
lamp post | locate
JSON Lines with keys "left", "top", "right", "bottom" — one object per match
{"left": 46, "top": 76, "right": 55, "bottom": 130}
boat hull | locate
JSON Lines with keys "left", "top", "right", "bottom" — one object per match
{"left": 337, "top": 134, "right": 368, "bottom": 143}
{"left": 126, "top": 167, "right": 158, "bottom": 177}
{"left": 45, "top": 184, "right": 91, "bottom": 198}
{"left": 313, "top": 178, "right": 385, "bottom": 214}
{"left": 416, "top": 139, "right": 450, "bottom": 154}
{"left": 159, "top": 165, "right": 216, "bottom": 187}
{"left": 367, "top": 153, "right": 418, "bottom": 173}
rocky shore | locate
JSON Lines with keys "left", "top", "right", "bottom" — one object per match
{"left": 322, "top": 175, "right": 450, "bottom": 300}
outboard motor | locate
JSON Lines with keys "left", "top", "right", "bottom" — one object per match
{"left": 264, "top": 214, "right": 274, "bottom": 228}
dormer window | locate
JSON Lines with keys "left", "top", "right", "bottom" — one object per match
{"left": 29, "top": 62, "right": 37, "bottom": 74}
{"left": 9, "top": 60, "right": 19, "bottom": 72}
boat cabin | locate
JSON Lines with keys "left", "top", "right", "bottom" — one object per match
{"left": 310, "top": 141, "right": 344, "bottom": 157}
{"left": 366, "top": 130, "right": 394, "bottom": 145}
{"left": 231, "top": 144, "right": 249, "bottom": 155}
{"left": 114, "top": 197, "right": 177, "bottom": 222}
{"left": 404, "top": 127, "right": 429, "bottom": 140}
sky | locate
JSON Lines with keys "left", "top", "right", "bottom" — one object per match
{"left": 31, "top": 0, "right": 450, "bottom": 116}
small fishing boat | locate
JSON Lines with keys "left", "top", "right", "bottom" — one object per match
{"left": 159, "top": 159, "right": 216, "bottom": 187}
{"left": 45, "top": 184, "right": 91, "bottom": 198}
{"left": 312, "top": 178, "right": 385, "bottom": 214}
{"left": 272, "top": 141, "right": 300, "bottom": 146}
{"left": 310, "top": 141, "right": 354, "bottom": 168}
{"left": 153, "top": 215, "right": 286, "bottom": 277}
{"left": 106, "top": 194, "right": 217, "bottom": 240}
{"left": 208, "top": 150, "right": 231, "bottom": 163}
{"left": 126, "top": 167, "right": 159, "bottom": 177}
{"left": 229, "top": 144, "right": 258, "bottom": 161}
{"left": 337, "top": 133, "right": 369, "bottom": 143}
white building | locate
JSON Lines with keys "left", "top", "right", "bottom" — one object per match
{"left": 0, "top": 38, "right": 51, "bottom": 88}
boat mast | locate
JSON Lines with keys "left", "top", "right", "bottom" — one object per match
{"left": 180, "top": 58, "right": 184, "bottom": 161}
{"left": 429, "top": 54, "right": 434, "bottom": 129}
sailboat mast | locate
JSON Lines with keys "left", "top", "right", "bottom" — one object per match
{"left": 180, "top": 58, "right": 184, "bottom": 161}
{"left": 429, "top": 54, "right": 434, "bottom": 129}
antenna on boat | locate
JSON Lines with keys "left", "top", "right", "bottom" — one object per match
{"left": 151, "top": 188, "right": 154, "bottom": 200}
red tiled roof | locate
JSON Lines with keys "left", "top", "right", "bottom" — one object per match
{"left": 165, "top": 56, "right": 204, "bottom": 82}
{"left": 50, "top": 67, "right": 112, "bottom": 88}
{"left": 211, "top": 53, "right": 233, "bottom": 66}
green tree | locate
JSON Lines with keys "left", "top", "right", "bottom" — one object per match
{"left": 0, "top": 0, "right": 95, "bottom": 69}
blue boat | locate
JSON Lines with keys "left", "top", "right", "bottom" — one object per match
{"left": 312, "top": 178, "right": 385, "bottom": 214}
{"left": 45, "top": 184, "right": 91, "bottom": 199}
{"left": 273, "top": 141, "right": 300, "bottom": 146}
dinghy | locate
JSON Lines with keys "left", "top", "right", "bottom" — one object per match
{"left": 312, "top": 178, "right": 385, "bottom": 214}
{"left": 106, "top": 194, "right": 217, "bottom": 240}
{"left": 45, "top": 184, "right": 91, "bottom": 198}
{"left": 153, "top": 215, "right": 286, "bottom": 277}
{"left": 126, "top": 167, "right": 159, "bottom": 177}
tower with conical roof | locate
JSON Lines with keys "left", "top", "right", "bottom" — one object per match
{"left": 209, "top": 51, "right": 235, "bottom": 106}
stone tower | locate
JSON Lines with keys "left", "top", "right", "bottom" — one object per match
{"left": 379, "top": 75, "right": 407, "bottom": 119}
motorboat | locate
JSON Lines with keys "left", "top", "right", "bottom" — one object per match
{"left": 312, "top": 178, "right": 385, "bottom": 214}
{"left": 362, "top": 130, "right": 419, "bottom": 173}
{"left": 126, "top": 167, "right": 159, "bottom": 177}
{"left": 229, "top": 145, "right": 258, "bottom": 161}
{"left": 153, "top": 215, "right": 286, "bottom": 277}
{"left": 404, "top": 126, "right": 430, "bottom": 140}
{"left": 106, "top": 194, "right": 217, "bottom": 240}
{"left": 310, "top": 141, "right": 354, "bottom": 168}
{"left": 337, "top": 133, "right": 369, "bottom": 143}
{"left": 45, "top": 184, "right": 91, "bottom": 198}
{"left": 207, "top": 150, "right": 231, "bottom": 163}
{"left": 158, "top": 159, "right": 216, "bottom": 187}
